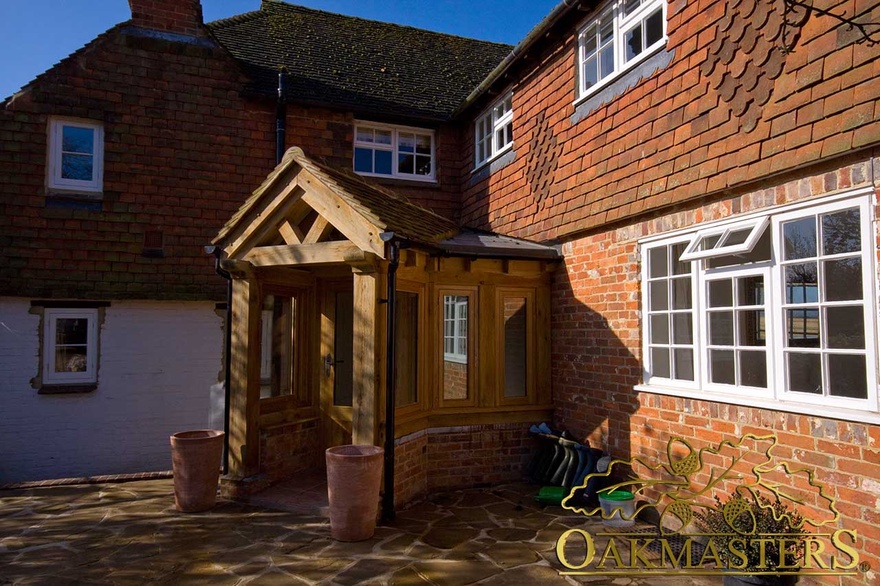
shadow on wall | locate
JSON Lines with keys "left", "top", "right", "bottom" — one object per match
{"left": 550, "top": 257, "right": 641, "bottom": 463}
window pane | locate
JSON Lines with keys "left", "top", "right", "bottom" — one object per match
{"left": 623, "top": 0, "right": 641, "bottom": 17}
{"left": 582, "top": 25, "right": 597, "bottom": 55}
{"left": 783, "top": 217, "right": 816, "bottom": 260}
{"left": 648, "top": 247, "right": 667, "bottom": 278}
{"left": 710, "top": 349, "right": 735, "bottom": 384}
{"left": 649, "top": 281, "right": 668, "bottom": 311}
{"left": 54, "top": 347, "right": 87, "bottom": 373}
{"left": 61, "top": 153, "right": 94, "bottom": 181}
{"left": 785, "top": 264, "right": 818, "bottom": 303}
{"left": 651, "top": 347, "right": 670, "bottom": 378}
{"left": 650, "top": 314, "right": 669, "bottom": 344}
{"left": 828, "top": 354, "right": 867, "bottom": 399}
{"left": 398, "top": 133, "right": 415, "bottom": 153}
{"left": 697, "top": 233, "right": 722, "bottom": 251}
{"left": 645, "top": 8, "right": 664, "bottom": 46}
{"left": 583, "top": 54, "right": 598, "bottom": 89}
{"left": 738, "top": 310, "right": 766, "bottom": 346}
{"left": 415, "top": 134, "right": 431, "bottom": 155}
{"left": 708, "top": 280, "right": 733, "bottom": 308}
{"left": 673, "top": 348, "right": 694, "bottom": 381}
{"left": 671, "top": 277, "right": 691, "bottom": 309}
{"left": 709, "top": 311, "right": 734, "bottom": 345}
{"left": 822, "top": 208, "right": 860, "bottom": 255}
{"left": 625, "top": 25, "right": 643, "bottom": 61}
{"left": 62, "top": 125, "right": 94, "bottom": 154}
{"left": 262, "top": 295, "right": 296, "bottom": 400}
{"left": 826, "top": 306, "right": 864, "bottom": 349}
{"left": 599, "top": 13, "right": 613, "bottom": 44}
{"left": 787, "top": 353, "right": 822, "bottom": 393}
{"left": 375, "top": 150, "right": 392, "bottom": 175}
{"left": 56, "top": 318, "right": 89, "bottom": 345}
{"left": 375, "top": 129, "right": 392, "bottom": 145}
{"left": 600, "top": 44, "right": 615, "bottom": 79}
{"left": 739, "top": 350, "right": 767, "bottom": 387}
{"left": 415, "top": 156, "right": 432, "bottom": 176}
{"left": 354, "top": 148, "right": 373, "bottom": 173}
{"left": 786, "top": 308, "right": 820, "bottom": 347}
{"left": 737, "top": 276, "right": 764, "bottom": 306}
{"left": 672, "top": 313, "right": 692, "bottom": 344}
{"left": 503, "top": 297, "right": 528, "bottom": 398}
{"left": 707, "top": 229, "right": 771, "bottom": 268}
{"left": 356, "top": 127, "right": 374, "bottom": 143}
{"left": 399, "top": 154, "right": 415, "bottom": 175}
{"left": 395, "top": 292, "right": 418, "bottom": 407}
{"left": 723, "top": 227, "right": 752, "bottom": 247}
{"left": 443, "top": 295, "right": 468, "bottom": 400}
{"left": 671, "top": 242, "right": 690, "bottom": 275}
{"left": 824, "top": 258, "right": 862, "bottom": 301}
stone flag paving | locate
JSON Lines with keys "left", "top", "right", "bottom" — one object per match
{"left": 0, "top": 478, "right": 722, "bottom": 585}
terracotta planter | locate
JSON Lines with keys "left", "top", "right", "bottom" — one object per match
{"left": 326, "top": 445, "right": 384, "bottom": 541}
{"left": 170, "top": 430, "right": 224, "bottom": 513}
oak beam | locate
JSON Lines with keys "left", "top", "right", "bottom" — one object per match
{"left": 244, "top": 241, "right": 365, "bottom": 267}
{"left": 228, "top": 276, "right": 263, "bottom": 478}
{"left": 351, "top": 266, "right": 378, "bottom": 445}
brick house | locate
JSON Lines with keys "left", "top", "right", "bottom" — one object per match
{"left": 2, "top": 0, "right": 880, "bottom": 577}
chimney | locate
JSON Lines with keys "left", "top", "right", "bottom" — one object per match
{"left": 128, "top": 0, "right": 205, "bottom": 37}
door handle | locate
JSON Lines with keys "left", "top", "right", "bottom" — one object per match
{"left": 324, "top": 354, "right": 333, "bottom": 377}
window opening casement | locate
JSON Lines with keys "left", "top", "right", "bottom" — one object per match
{"left": 48, "top": 118, "right": 104, "bottom": 192}
{"left": 353, "top": 122, "right": 435, "bottom": 181}
{"left": 474, "top": 92, "right": 513, "bottom": 168}
{"left": 577, "top": 0, "right": 666, "bottom": 99}
{"left": 42, "top": 308, "right": 99, "bottom": 385}
{"left": 641, "top": 191, "right": 879, "bottom": 420}
{"left": 679, "top": 217, "right": 769, "bottom": 262}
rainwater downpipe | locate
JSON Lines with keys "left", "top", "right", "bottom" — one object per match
{"left": 214, "top": 249, "right": 232, "bottom": 475}
{"left": 276, "top": 69, "right": 287, "bottom": 164}
{"left": 381, "top": 233, "right": 400, "bottom": 522}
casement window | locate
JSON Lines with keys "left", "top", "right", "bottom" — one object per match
{"left": 48, "top": 118, "right": 104, "bottom": 192}
{"left": 577, "top": 0, "right": 666, "bottom": 99}
{"left": 42, "top": 308, "right": 100, "bottom": 385}
{"left": 353, "top": 122, "right": 435, "bottom": 181}
{"left": 640, "top": 190, "right": 879, "bottom": 420}
{"left": 474, "top": 92, "right": 513, "bottom": 168}
{"left": 443, "top": 295, "right": 469, "bottom": 364}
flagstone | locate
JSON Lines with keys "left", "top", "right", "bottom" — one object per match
{"left": 421, "top": 525, "right": 481, "bottom": 549}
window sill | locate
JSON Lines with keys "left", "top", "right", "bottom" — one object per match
{"left": 355, "top": 173, "right": 438, "bottom": 185}
{"left": 634, "top": 384, "right": 880, "bottom": 425}
{"left": 38, "top": 384, "right": 98, "bottom": 395}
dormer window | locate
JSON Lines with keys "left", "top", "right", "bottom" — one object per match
{"left": 474, "top": 92, "right": 513, "bottom": 168}
{"left": 577, "top": 0, "right": 666, "bottom": 100}
{"left": 353, "top": 121, "right": 435, "bottom": 182}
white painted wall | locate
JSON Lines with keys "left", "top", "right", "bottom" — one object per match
{"left": 0, "top": 298, "right": 224, "bottom": 483}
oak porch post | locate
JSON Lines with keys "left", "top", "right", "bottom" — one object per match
{"left": 351, "top": 261, "right": 379, "bottom": 445}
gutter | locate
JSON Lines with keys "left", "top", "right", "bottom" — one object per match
{"left": 453, "top": 0, "right": 582, "bottom": 118}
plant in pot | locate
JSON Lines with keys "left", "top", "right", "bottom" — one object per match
{"left": 695, "top": 491, "right": 806, "bottom": 586}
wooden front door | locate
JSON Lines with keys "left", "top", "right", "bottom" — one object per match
{"left": 320, "top": 283, "right": 354, "bottom": 452}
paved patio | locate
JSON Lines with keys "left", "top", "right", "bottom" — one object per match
{"left": 0, "top": 477, "right": 722, "bottom": 585}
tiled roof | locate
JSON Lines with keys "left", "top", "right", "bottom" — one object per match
{"left": 214, "top": 146, "right": 459, "bottom": 249}
{"left": 207, "top": 1, "right": 512, "bottom": 121}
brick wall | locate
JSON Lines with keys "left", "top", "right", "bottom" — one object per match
{"left": 426, "top": 423, "right": 534, "bottom": 491}
{"left": 551, "top": 159, "right": 879, "bottom": 585}
{"left": 395, "top": 429, "right": 428, "bottom": 505}
{"left": 260, "top": 419, "right": 321, "bottom": 484}
{"left": 442, "top": 360, "right": 468, "bottom": 399}
{"left": 0, "top": 299, "right": 223, "bottom": 483}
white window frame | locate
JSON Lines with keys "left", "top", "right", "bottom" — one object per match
{"left": 353, "top": 121, "right": 436, "bottom": 182}
{"left": 42, "top": 308, "right": 99, "bottom": 385}
{"left": 679, "top": 217, "right": 770, "bottom": 261}
{"left": 638, "top": 189, "right": 880, "bottom": 423}
{"left": 443, "top": 295, "right": 469, "bottom": 364}
{"left": 47, "top": 118, "right": 104, "bottom": 192}
{"left": 576, "top": 0, "right": 667, "bottom": 101}
{"left": 474, "top": 92, "right": 513, "bottom": 168}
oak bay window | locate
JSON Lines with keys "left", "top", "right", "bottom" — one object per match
{"left": 642, "top": 192, "right": 878, "bottom": 416}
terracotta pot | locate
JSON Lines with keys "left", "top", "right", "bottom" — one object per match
{"left": 326, "top": 445, "right": 384, "bottom": 541}
{"left": 170, "top": 430, "right": 225, "bottom": 513}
